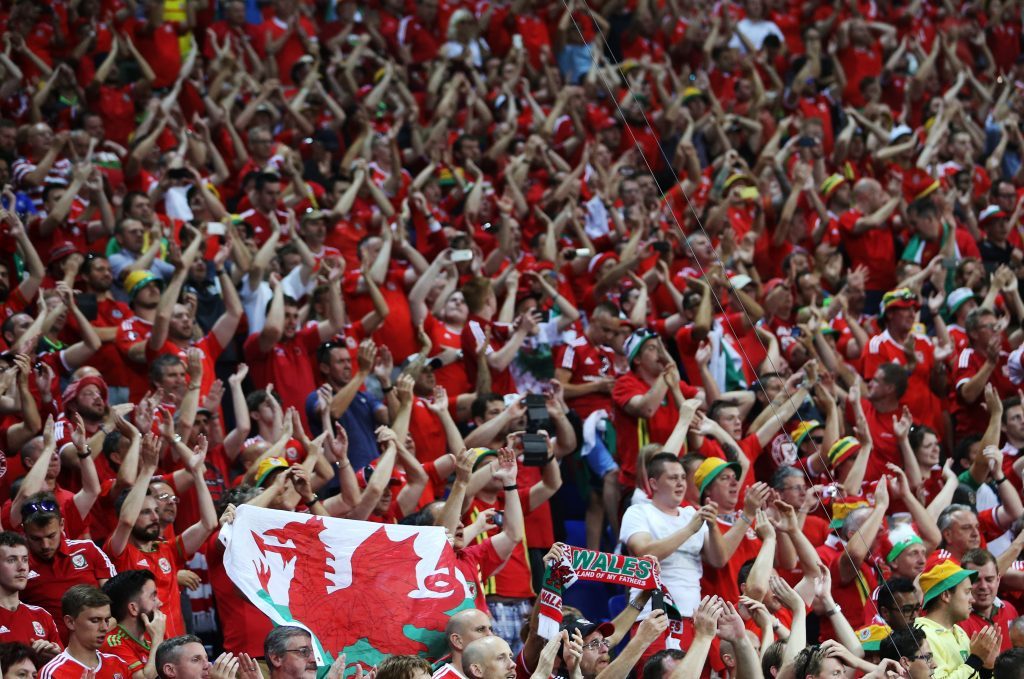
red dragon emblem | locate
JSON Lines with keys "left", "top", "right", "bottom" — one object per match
{"left": 251, "top": 516, "right": 470, "bottom": 662}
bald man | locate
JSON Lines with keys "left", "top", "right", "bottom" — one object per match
{"left": 434, "top": 609, "right": 494, "bottom": 679}
{"left": 462, "top": 637, "right": 515, "bottom": 679}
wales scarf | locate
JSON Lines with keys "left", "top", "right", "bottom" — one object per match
{"left": 538, "top": 547, "right": 687, "bottom": 647}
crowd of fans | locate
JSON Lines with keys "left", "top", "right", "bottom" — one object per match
{"left": 4, "top": 0, "right": 1024, "bottom": 677}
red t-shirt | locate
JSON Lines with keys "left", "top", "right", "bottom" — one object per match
{"left": 838, "top": 209, "right": 896, "bottom": 291}
{"left": 612, "top": 373, "right": 696, "bottom": 488}
{"left": 205, "top": 531, "right": 272, "bottom": 656}
{"left": 465, "top": 489, "right": 534, "bottom": 599}
{"left": 455, "top": 540, "right": 505, "bottom": 613}
{"left": 554, "top": 335, "right": 615, "bottom": 419}
{"left": 342, "top": 267, "right": 418, "bottom": 365}
{"left": 40, "top": 651, "right": 131, "bottom": 679}
{"left": 114, "top": 315, "right": 155, "bottom": 401}
{"left": 953, "top": 346, "right": 1017, "bottom": 436}
{"left": 862, "top": 330, "right": 941, "bottom": 434}
{"left": 102, "top": 626, "right": 153, "bottom": 674}
{"left": 700, "top": 516, "right": 762, "bottom": 605}
{"left": 24, "top": 539, "right": 117, "bottom": 642}
{"left": 960, "top": 600, "right": 1018, "bottom": 652}
{"left": 461, "top": 316, "right": 516, "bottom": 396}
{"left": 105, "top": 537, "right": 188, "bottom": 639}
{"left": 0, "top": 602, "right": 62, "bottom": 646}
{"left": 243, "top": 325, "right": 322, "bottom": 431}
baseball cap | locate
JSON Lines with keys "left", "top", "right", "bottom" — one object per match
{"left": 255, "top": 457, "right": 290, "bottom": 487}
{"left": 124, "top": 270, "right": 163, "bottom": 299}
{"left": 693, "top": 457, "right": 741, "bottom": 494}
{"left": 920, "top": 560, "right": 977, "bottom": 605}
{"left": 682, "top": 87, "right": 707, "bottom": 104}
{"left": 561, "top": 615, "right": 614, "bottom": 640}
{"left": 357, "top": 464, "right": 405, "bottom": 489}
{"left": 979, "top": 204, "right": 1008, "bottom": 228}
{"left": 888, "top": 124, "right": 913, "bottom": 143}
{"left": 729, "top": 274, "right": 753, "bottom": 290}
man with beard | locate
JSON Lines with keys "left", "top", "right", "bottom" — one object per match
{"left": 105, "top": 432, "right": 217, "bottom": 640}
{"left": 53, "top": 375, "right": 111, "bottom": 479}
{"left": 102, "top": 570, "right": 167, "bottom": 679}
{"left": 21, "top": 497, "right": 116, "bottom": 643}
{"left": 79, "top": 255, "right": 133, "bottom": 402}
{"left": 961, "top": 549, "right": 1017, "bottom": 652}
{"left": 8, "top": 419, "right": 101, "bottom": 539}
{"left": 0, "top": 210, "right": 45, "bottom": 325}
{"left": 40, "top": 586, "right": 130, "bottom": 679}
{"left": 0, "top": 531, "right": 62, "bottom": 656}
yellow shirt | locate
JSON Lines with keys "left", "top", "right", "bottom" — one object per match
{"left": 916, "top": 616, "right": 981, "bottom": 679}
{"left": 162, "top": 0, "right": 193, "bottom": 55}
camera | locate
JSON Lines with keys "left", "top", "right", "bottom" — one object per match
{"left": 524, "top": 394, "right": 550, "bottom": 434}
{"left": 521, "top": 433, "right": 550, "bottom": 466}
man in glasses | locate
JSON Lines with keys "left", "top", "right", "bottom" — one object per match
{"left": 877, "top": 626, "right": 938, "bottom": 679}
{"left": 875, "top": 577, "right": 923, "bottom": 633}
{"left": 21, "top": 493, "right": 116, "bottom": 640}
{"left": 264, "top": 626, "right": 317, "bottom": 679}
{"left": 955, "top": 307, "right": 1016, "bottom": 438}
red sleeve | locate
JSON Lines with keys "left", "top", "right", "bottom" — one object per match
{"left": 838, "top": 211, "right": 860, "bottom": 235}
{"left": 979, "top": 507, "right": 1003, "bottom": 543}
{"left": 90, "top": 542, "right": 118, "bottom": 579}
{"left": 199, "top": 332, "right": 224, "bottom": 361}
{"left": 611, "top": 375, "right": 647, "bottom": 410}
{"left": 953, "top": 349, "right": 979, "bottom": 392}
{"left": 459, "top": 539, "right": 505, "bottom": 579}
{"left": 243, "top": 332, "right": 268, "bottom": 360}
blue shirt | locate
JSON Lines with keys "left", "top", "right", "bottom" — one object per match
{"left": 304, "top": 388, "right": 382, "bottom": 471}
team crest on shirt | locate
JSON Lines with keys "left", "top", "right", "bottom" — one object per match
{"left": 71, "top": 553, "right": 87, "bottom": 569}
{"left": 112, "top": 310, "right": 123, "bottom": 319}
{"left": 158, "top": 558, "right": 172, "bottom": 574}
{"left": 467, "top": 581, "right": 477, "bottom": 599}
{"left": 345, "top": 337, "right": 357, "bottom": 349}
{"left": 32, "top": 621, "right": 45, "bottom": 637}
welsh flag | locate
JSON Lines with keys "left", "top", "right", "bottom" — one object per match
{"left": 221, "top": 506, "right": 474, "bottom": 671}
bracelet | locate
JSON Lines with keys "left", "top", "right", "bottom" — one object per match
{"left": 188, "top": 384, "right": 201, "bottom": 391}
{"left": 77, "top": 446, "right": 91, "bottom": 460}
{"left": 737, "top": 513, "right": 753, "bottom": 525}
{"left": 827, "top": 604, "right": 842, "bottom": 617}
{"left": 173, "top": 434, "right": 182, "bottom": 443}
{"left": 996, "top": 476, "right": 1009, "bottom": 485}
{"left": 216, "top": 269, "right": 226, "bottom": 276}
{"left": 503, "top": 484, "right": 518, "bottom": 491}
{"left": 382, "top": 384, "right": 394, "bottom": 393}
{"left": 307, "top": 495, "right": 322, "bottom": 506}
{"left": 629, "top": 599, "right": 645, "bottom": 612}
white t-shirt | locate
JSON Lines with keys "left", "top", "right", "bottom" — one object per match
{"left": 619, "top": 503, "right": 706, "bottom": 617}
{"left": 728, "top": 18, "right": 784, "bottom": 52}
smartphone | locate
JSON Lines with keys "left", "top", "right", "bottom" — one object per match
{"left": 208, "top": 222, "right": 227, "bottom": 237}
{"left": 652, "top": 241, "right": 670, "bottom": 254}
{"left": 75, "top": 292, "right": 98, "bottom": 321}
{"left": 492, "top": 511, "right": 504, "bottom": 528}
{"left": 451, "top": 249, "right": 473, "bottom": 262}
{"left": 167, "top": 167, "right": 192, "bottom": 181}
{"left": 651, "top": 590, "right": 665, "bottom": 613}
{"left": 512, "top": 34, "right": 524, "bottom": 50}
{"left": 739, "top": 186, "right": 760, "bottom": 201}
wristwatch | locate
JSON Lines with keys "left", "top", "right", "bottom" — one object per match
{"left": 629, "top": 599, "right": 645, "bottom": 612}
